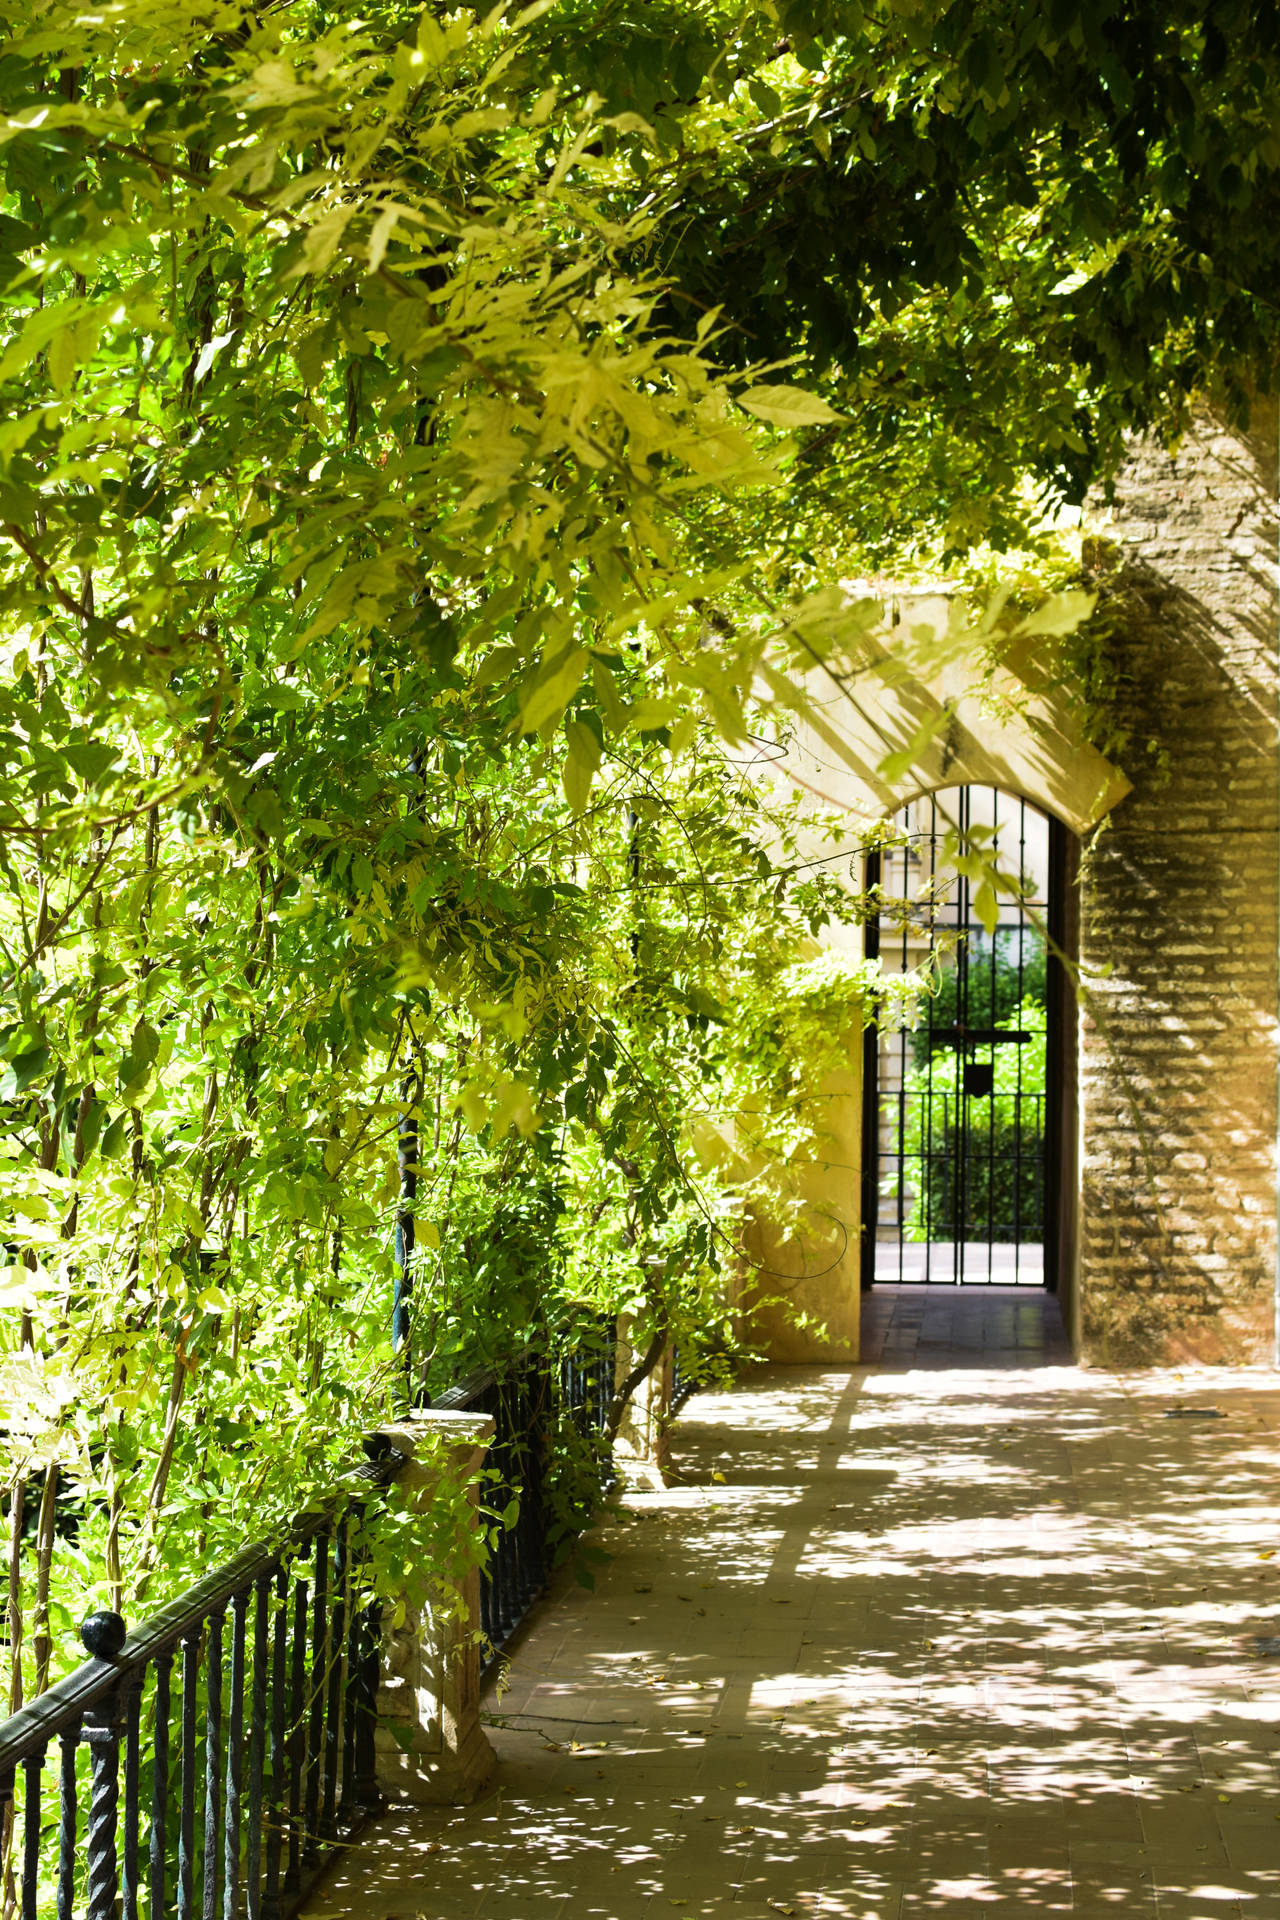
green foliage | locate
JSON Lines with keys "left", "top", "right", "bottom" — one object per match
{"left": 541, "top": 0, "right": 1280, "bottom": 560}
{"left": 0, "top": 0, "right": 1271, "bottom": 1701}
{"left": 0, "top": 0, "right": 896, "bottom": 1691}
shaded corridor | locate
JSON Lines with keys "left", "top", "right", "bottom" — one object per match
{"left": 307, "top": 1302, "right": 1280, "bottom": 1918}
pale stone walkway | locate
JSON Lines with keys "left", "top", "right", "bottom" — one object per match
{"left": 310, "top": 1292, "right": 1280, "bottom": 1919}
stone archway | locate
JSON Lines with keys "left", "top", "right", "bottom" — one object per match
{"left": 739, "top": 598, "right": 1125, "bottom": 1364}
{"left": 751, "top": 587, "right": 1130, "bottom": 841}
{"left": 747, "top": 404, "right": 1279, "bottom": 1368}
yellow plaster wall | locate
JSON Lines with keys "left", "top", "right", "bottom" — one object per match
{"left": 741, "top": 1013, "right": 864, "bottom": 1363}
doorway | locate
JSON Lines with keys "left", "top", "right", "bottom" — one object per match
{"left": 860, "top": 787, "right": 1076, "bottom": 1291}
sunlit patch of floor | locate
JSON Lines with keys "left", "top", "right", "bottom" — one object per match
{"left": 305, "top": 1307, "right": 1280, "bottom": 1919}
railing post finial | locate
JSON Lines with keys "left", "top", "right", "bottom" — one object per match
{"left": 81, "top": 1612, "right": 127, "bottom": 1660}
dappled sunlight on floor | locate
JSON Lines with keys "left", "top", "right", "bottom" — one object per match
{"left": 305, "top": 1324, "right": 1280, "bottom": 1919}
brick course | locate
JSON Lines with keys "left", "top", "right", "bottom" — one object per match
{"left": 1079, "top": 408, "right": 1280, "bottom": 1363}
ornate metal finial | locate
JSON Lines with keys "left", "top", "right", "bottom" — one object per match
{"left": 80, "top": 1611, "right": 127, "bottom": 1659}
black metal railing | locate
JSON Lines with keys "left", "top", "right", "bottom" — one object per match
{"left": 558, "top": 1332, "right": 615, "bottom": 1449}
{"left": 434, "top": 1358, "right": 549, "bottom": 1661}
{"left": 0, "top": 1458, "right": 397, "bottom": 1920}
{"left": 0, "top": 1323, "right": 625, "bottom": 1918}
{"left": 435, "top": 1325, "right": 616, "bottom": 1670}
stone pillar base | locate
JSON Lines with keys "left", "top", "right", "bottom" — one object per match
{"left": 612, "top": 1317, "right": 673, "bottom": 1486}
{"left": 371, "top": 1411, "right": 498, "bottom": 1806}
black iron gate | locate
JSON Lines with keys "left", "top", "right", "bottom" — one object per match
{"left": 860, "top": 787, "right": 1064, "bottom": 1288}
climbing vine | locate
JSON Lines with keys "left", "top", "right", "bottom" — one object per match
{"left": 0, "top": 0, "right": 1268, "bottom": 1699}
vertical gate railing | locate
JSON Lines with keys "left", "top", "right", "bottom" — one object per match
{"left": 0, "top": 1458, "right": 398, "bottom": 1920}
{"left": 868, "top": 786, "right": 1054, "bottom": 1285}
{"left": 909, "top": 1086, "right": 1046, "bottom": 1244}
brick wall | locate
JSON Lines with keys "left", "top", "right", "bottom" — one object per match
{"left": 1078, "top": 406, "right": 1280, "bottom": 1364}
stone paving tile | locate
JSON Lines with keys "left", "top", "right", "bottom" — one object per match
{"left": 305, "top": 1292, "right": 1280, "bottom": 1919}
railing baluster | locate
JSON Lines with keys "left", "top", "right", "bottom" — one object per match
{"left": 340, "top": 1521, "right": 360, "bottom": 1823}
{"left": 351, "top": 1600, "right": 381, "bottom": 1817}
{"left": 56, "top": 1720, "right": 80, "bottom": 1920}
{"left": 122, "top": 1676, "right": 141, "bottom": 1920}
{"left": 528, "top": 1363, "right": 548, "bottom": 1594}
{"left": 303, "top": 1532, "right": 327, "bottom": 1869}
{"left": 262, "top": 1570, "right": 287, "bottom": 1920}
{"left": 496, "top": 1392, "right": 516, "bottom": 1638}
{"left": 284, "top": 1578, "right": 306, "bottom": 1892}
{"left": 151, "top": 1651, "right": 172, "bottom": 1920}
{"left": 503, "top": 1384, "right": 522, "bottom": 1620}
{"left": 178, "top": 1626, "right": 200, "bottom": 1920}
{"left": 322, "top": 1521, "right": 344, "bottom": 1841}
{"left": 20, "top": 1752, "right": 41, "bottom": 1920}
{"left": 520, "top": 1370, "right": 538, "bottom": 1607}
{"left": 225, "top": 1589, "right": 247, "bottom": 1920}
{"left": 0, "top": 1767, "right": 13, "bottom": 1920}
{"left": 246, "top": 1574, "right": 270, "bottom": 1920}
{"left": 203, "top": 1609, "right": 223, "bottom": 1920}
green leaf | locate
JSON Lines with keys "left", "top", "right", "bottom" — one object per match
{"left": 118, "top": 1020, "right": 160, "bottom": 1103}
{"left": 518, "top": 647, "right": 587, "bottom": 735}
{"left": 0, "top": 1043, "right": 49, "bottom": 1097}
{"left": 563, "top": 719, "right": 601, "bottom": 814}
{"left": 737, "top": 385, "right": 844, "bottom": 429}
{"left": 973, "top": 881, "right": 999, "bottom": 935}
{"left": 1012, "top": 590, "right": 1097, "bottom": 638}
{"left": 295, "top": 325, "right": 332, "bottom": 390}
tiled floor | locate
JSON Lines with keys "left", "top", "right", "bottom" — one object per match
{"left": 307, "top": 1306, "right": 1280, "bottom": 1919}
{"left": 861, "top": 1286, "right": 1072, "bottom": 1369}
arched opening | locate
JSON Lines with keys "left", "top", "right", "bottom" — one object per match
{"left": 860, "top": 786, "right": 1079, "bottom": 1309}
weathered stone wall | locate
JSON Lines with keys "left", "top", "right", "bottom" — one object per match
{"left": 1078, "top": 406, "right": 1280, "bottom": 1364}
